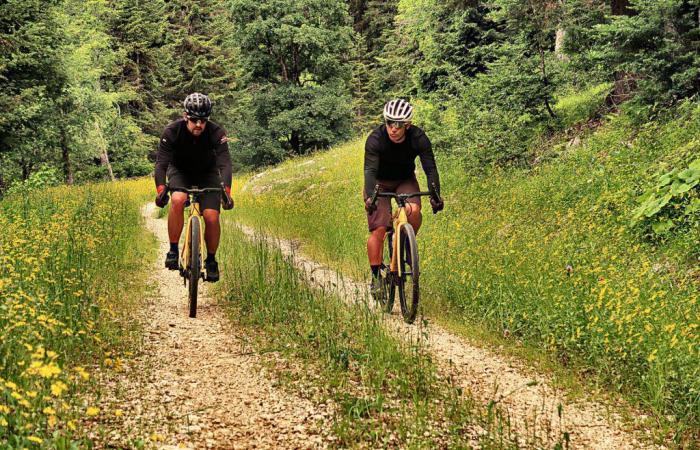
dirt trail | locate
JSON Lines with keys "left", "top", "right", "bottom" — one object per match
{"left": 237, "top": 224, "right": 665, "bottom": 450}
{"left": 92, "top": 204, "right": 331, "bottom": 449}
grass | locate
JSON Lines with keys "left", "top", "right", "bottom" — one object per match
{"left": 231, "top": 99, "right": 700, "bottom": 446}
{"left": 213, "top": 226, "right": 568, "bottom": 448}
{"left": 0, "top": 178, "right": 155, "bottom": 449}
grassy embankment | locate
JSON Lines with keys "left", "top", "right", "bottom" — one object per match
{"left": 0, "top": 179, "right": 154, "bottom": 449}
{"left": 214, "top": 226, "right": 563, "bottom": 448}
{"left": 231, "top": 90, "right": 700, "bottom": 444}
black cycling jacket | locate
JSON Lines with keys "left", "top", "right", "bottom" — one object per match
{"left": 363, "top": 124, "right": 440, "bottom": 197}
{"left": 154, "top": 119, "right": 232, "bottom": 187}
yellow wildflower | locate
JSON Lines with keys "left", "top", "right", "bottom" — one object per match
{"left": 37, "top": 364, "right": 61, "bottom": 378}
{"left": 86, "top": 406, "right": 100, "bottom": 416}
{"left": 50, "top": 381, "right": 67, "bottom": 397}
{"left": 74, "top": 367, "right": 89, "bottom": 380}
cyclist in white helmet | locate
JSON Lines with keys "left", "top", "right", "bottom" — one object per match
{"left": 363, "top": 99, "right": 444, "bottom": 293}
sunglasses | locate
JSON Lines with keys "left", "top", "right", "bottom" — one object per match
{"left": 187, "top": 116, "right": 209, "bottom": 125}
{"left": 385, "top": 120, "right": 407, "bottom": 129}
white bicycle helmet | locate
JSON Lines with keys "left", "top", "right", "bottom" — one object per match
{"left": 383, "top": 99, "right": 414, "bottom": 122}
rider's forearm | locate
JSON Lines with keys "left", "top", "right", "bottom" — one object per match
{"left": 216, "top": 144, "right": 233, "bottom": 187}
{"left": 154, "top": 161, "right": 168, "bottom": 187}
{"left": 363, "top": 144, "right": 380, "bottom": 197}
{"left": 419, "top": 150, "right": 440, "bottom": 195}
{"left": 364, "top": 169, "right": 378, "bottom": 199}
{"left": 155, "top": 135, "right": 173, "bottom": 186}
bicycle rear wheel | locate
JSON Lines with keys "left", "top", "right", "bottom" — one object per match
{"left": 398, "top": 224, "right": 420, "bottom": 324}
{"left": 376, "top": 229, "right": 396, "bottom": 313}
{"left": 188, "top": 217, "right": 201, "bottom": 318}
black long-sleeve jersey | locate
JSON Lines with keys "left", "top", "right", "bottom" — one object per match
{"left": 154, "top": 119, "right": 232, "bottom": 187}
{"left": 363, "top": 124, "right": 440, "bottom": 197}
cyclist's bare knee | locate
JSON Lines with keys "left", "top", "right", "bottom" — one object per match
{"left": 170, "top": 192, "right": 187, "bottom": 212}
{"left": 202, "top": 209, "right": 219, "bottom": 225}
{"left": 407, "top": 203, "right": 422, "bottom": 232}
{"left": 370, "top": 226, "right": 387, "bottom": 239}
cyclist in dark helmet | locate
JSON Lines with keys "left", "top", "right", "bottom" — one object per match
{"left": 154, "top": 92, "right": 234, "bottom": 282}
{"left": 363, "top": 99, "right": 444, "bottom": 296}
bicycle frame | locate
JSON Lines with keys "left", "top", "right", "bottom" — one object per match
{"left": 373, "top": 190, "right": 433, "bottom": 277}
{"left": 180, "top": 195, "right": 207, "bottom": 281}
{"left": 389, "top": 206, "right": 409, "bottom": 276}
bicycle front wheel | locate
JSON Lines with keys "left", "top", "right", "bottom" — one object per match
{"left": 188, "top": 217, "right": 201, "bottom": 318}
{"left": 398, "top": 223, "right": 420, "bottom": 324}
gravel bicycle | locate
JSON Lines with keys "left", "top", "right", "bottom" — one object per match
{"left": 369, "top": 185, "right": 437, "bottom": 324}
{"left": 158, "top": 184, "right": 229, "bottom": 318}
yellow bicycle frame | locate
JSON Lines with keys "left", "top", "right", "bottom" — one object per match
{"left": 389, "top": 206, "right": 410, "bottom": 276}
{"left": 180, "top": 197, "right": 207, "bottom": 278}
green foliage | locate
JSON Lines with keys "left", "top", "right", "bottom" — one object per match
{"left": 573, "top": 0, "right": 700, "bottom": 104}
{"left": 103, "top": 0, "right": 169, "bottom": 133}
{"left": 558, "top": 0, "right": 700, "bottom": 106}
{"left": 229, "top": 0, "right": 355, "bottom": 161}
{"left": 631, "top": 156, "right": 700, "bottom": 235}
{"left": 161, "top": 0, "right": 238, "bottom": 119}
{"left": 4, "top": 166, "right": 62, "bottom": 198}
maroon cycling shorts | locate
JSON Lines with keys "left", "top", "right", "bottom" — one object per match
{"left": 166, "top": 165, "right": 222, "bottom": 212}
{"left": 363, "top": 177, "right": 422, "bottom": 232}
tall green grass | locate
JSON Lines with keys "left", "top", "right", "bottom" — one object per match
{"left": 232, "top": 100, "right": 700, "bottom": 444}
{"left": 0, "top": 179, "right": 154, "bottom": 448}
{"left": 215, "top": 227, "right": 559, "bottom": 448}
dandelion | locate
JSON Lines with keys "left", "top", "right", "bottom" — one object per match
{"left": 50, "top": 381, "right": 67, "bottom": 397}
{"left": 647, "top": 349, "right": 658, "bottom": 363}
{"left": 86, "top": 406, "right": 100, "bottom": 416}
{"left": 74, "top": 366, "right": 89, "bottom": 380}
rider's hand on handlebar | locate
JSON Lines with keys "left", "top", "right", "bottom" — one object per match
{"left": 155, "top": 184, "right": 169, "bottom": 208}
{"left": 222, "top": 185, "right": 234, "bottom": 210}
{"left": 430, "top": 196, "right": 444, "bottom": 214}
{"left": 365, "top": 197, "right": 376, "bottom": 214}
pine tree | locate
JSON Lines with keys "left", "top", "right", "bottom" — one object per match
{"left": 161, "top": 0, "right": 239, "bottom": 124}
{"left": 0, "top": 0, "right": 67, "bottom": 187}
{"left": 104, "top": 0, "right": 169, "bottom": 134}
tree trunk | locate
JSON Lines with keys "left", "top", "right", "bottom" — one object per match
{"left": 538, "top": 45, "right": 556, "bottom": 118}
{"left": 21, "top": 159, "right": 30, "bottom": 181}
{"left": 100, "top": 151, "right": 115, "bottom": 181}
{"left": 95, "top": 121, "right": 115, "bottom": 181}
{"left": 611, "top": 0, "right": 631, "bottom": 16}
{"left": 555, "top": 29, "right": 568, "bottom": 61}
{"left": 290, "top": 131, "right": 300, "bottom": 154}
{"left": 59, "top": 120, "right": 74, "bottom": 185}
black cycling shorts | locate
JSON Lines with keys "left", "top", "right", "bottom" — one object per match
{"left": 166, "top": 165, "right": 222, "bottom": 212}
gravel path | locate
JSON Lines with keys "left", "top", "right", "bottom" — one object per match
{"left": 237, "top": 224, "right": 666, "bottom": 450}
{"left": 92, "top": 204, "right": 331, "bottom": 449}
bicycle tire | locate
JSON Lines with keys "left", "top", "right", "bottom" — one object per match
{"left": 376, "top": 229, "right": 395, "bottom": 313}
{"left": 188, "top": 217, "right": 200, "bottom": 318}
{"left": 398, "top": 224, "right": 420, "bottom": 324}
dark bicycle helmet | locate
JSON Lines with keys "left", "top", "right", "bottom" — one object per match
{"left": 183, "top": 93, "right": 212, "bottom": 118}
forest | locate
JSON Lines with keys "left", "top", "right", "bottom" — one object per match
{"left": 2, "top": 0, "right": 698, "bottom": 191}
